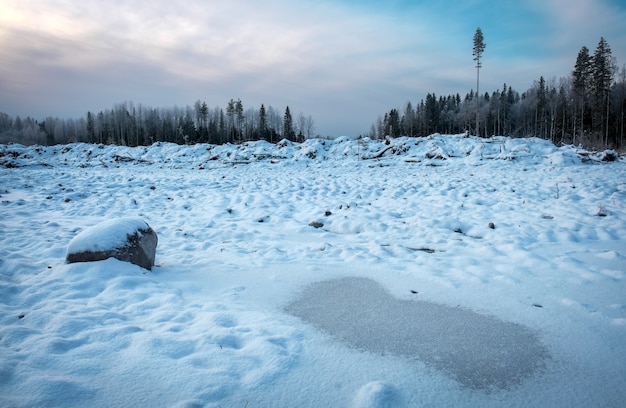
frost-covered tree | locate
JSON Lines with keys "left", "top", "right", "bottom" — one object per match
{"left": 304, "top": 115, "right": 315, "bottom": 140}
{"left": 403, "top": 101, "right": 416, "bottom": 137}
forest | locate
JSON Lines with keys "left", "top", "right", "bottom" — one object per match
{"left": 373, "top": 37, "right": 625, "bottom": 150}
{"left": 0, "top": 37, "right": 624, "bottom": 150}
{"left": 0, "top": 99, "right": 315, "bottom": 147}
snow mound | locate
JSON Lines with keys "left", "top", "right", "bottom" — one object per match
{"left": 1, "top": 134, "right": 617, "bottom": 169}
{"left": 352, "top": 381, "right": 403, "bottom": 408}
{"left": 1, "top": 259, "right": 302, "bottom": 406}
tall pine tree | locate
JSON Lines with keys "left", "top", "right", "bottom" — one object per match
{"left": 572, "top": 46, "right": 592, "bottom": 142}
{"left": 591, "top": 37, "right": 614, "bottom": 144}
{"left": 473, "top": 27, "right": 486, "bottom": 136}
{"left": 537, "top": 76, "right": 546, "bottom": 138}
{"left": 283, "top": 106, "right": 295, "bottom": 141}
{"left": 259, "top": 104, "right": 267, "bottom": 141}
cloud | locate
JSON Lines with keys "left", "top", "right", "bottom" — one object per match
{"left": 1, "top": 0, "right": 625, "bottom": 136}
{"left": 528, "top": 0, "right": 626, "bottom": 53}
{"left": 2, "top": 0, "right": 430, "bottom": 130}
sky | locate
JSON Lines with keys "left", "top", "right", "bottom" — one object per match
{"left": 1, "top": 0, "right": 625, "bottom": 137}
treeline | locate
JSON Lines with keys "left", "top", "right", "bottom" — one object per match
{"left": 372, "top": 37, "right": 626, "bottom": 150}
{"left": 0, "top": 99, "right": 316, "bottom": 146}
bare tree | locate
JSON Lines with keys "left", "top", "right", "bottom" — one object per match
{"left": 304, "top": 115, "right": 315, "bottom": 139}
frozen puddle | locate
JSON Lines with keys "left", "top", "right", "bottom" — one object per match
{"left": 286, "top": 277, "right": 549, "bottom": 390}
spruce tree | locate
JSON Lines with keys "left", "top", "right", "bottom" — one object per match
{"left": 472, "top": 27, "right": 486, "bottom": 136}
{"left": 591, "top": 37, "right": 614, "bottom": 144}
{"left": 537, "top": 76, "right": 546, "bottom": 138}
{"left": 259, "top": 104, "right": 267, "bottom": 140}
{"left": 226, "top": 99, "right": 235, "bottom": 143}
{"left": 283, "top": 106, "right": 295, "bottom": 141}
{"left": 235, "top": 99, "right": 244, "bottom": 142}
{"left": 572, "top": 46, "right": 592, "bottom": 141}
{"left": 86, "top": 111, "right": 95, "bottom": 143}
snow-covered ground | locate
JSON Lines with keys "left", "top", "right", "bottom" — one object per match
{"left": 1, "top": 134, "right": 625, "bottom": 407}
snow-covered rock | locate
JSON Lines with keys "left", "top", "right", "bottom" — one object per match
{"left": 66, "top": 217, "right": 158, "bottom": 270}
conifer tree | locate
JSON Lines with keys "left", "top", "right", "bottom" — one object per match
{"left": 283, "top": 106, "right": 295, "bottom": 141}
{"left": 591, "top": 37, "right": 614, "bottom": 144}
{"left": 473, "top": 27, "right": 486, "bottom": 136}
{"left": 235, "top": 99, "right": 244, "bottom": 142}
{"left": 537, "top": 76, "right": 546, "bottom": 138}
{"left": 86, "top": 111, "right": 95, "bottom": 143}
{"left": 259, "top": 104, "right": 267, "bottom": 140}
{"left": 572, "top": 46, "right": 592, "bottom": 142}
{"left": 226, "top": 99, "right": 235, "bottom": 142}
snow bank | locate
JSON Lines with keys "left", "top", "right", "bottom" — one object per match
{"left": 1, "top": 134, "right": 618, "bottom": 169}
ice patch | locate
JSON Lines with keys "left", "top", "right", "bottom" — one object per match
{"left": 286, "top": 277, "right": 549, "bottom": 390}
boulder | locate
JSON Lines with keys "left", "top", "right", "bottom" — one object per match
{"left": 66, "top": 217, "right": 158, "bottom": 270}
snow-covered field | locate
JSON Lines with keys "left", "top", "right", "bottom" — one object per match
{"left": 1, "top": 134, "right": 625, "bottom": 407}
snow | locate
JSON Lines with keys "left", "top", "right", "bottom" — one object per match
{"left": 1, "top": 134, "right": 625, "bottom": 407}
{"left": 352, "top": 381, "right": 403, "bottom": 408}
{"left": 66, "top": 217, "right": 152, "bottom": 255}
